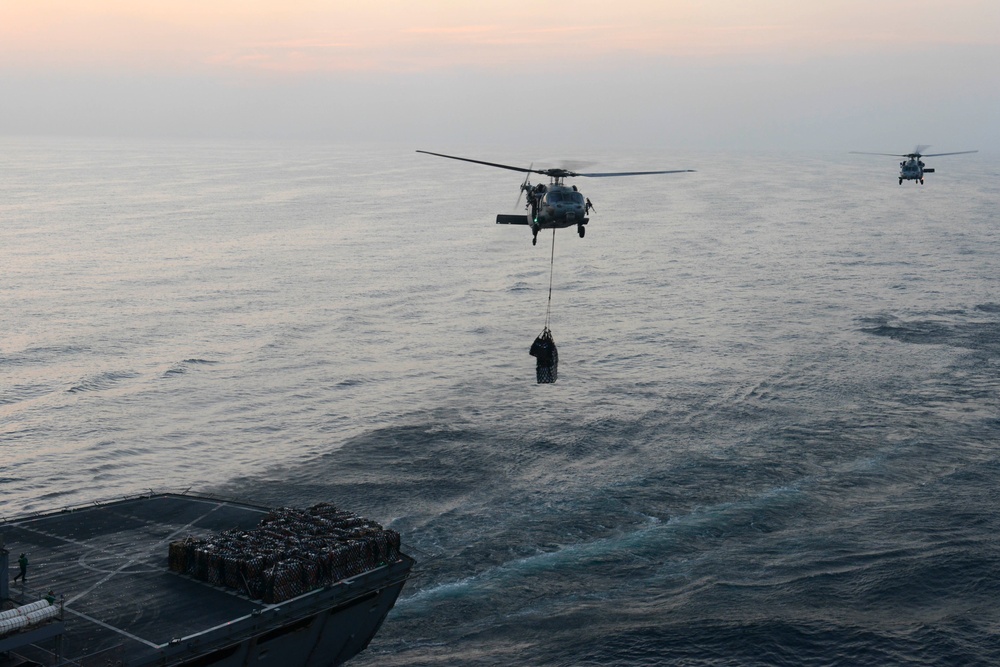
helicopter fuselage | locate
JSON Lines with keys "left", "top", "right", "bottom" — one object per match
{"left": 899, "top": 157, "right": 933, "bottom": 184}
{"left": 527, "top": 183, "right": 589, "bottom": 229}
{"left": 496, "top": 179, "right": 591, "bottom": 244}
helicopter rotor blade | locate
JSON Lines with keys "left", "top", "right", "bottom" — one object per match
{"left": 849, "top": 151, "right": 909, "bottom": 157}
{"left": 920, "top": 150, "right": 978, "bottom": 158}
{"left": 556, "top": 159, "right": 596, "bottom": 173}
{"left": 417, "top": 150, "right": 695, "bottom": 179}
{"left": 850, "top": 149, "right": 978, "bottom": 159}
{"left": 576, "top": 169, "right": 696, "bottom": 178}
{"left": 416, "top": 150, "right": 543, "bottom": 175}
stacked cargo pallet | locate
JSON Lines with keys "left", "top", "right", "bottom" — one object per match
{"left": 168, "top": 503, "right": 401, "bottom": 603}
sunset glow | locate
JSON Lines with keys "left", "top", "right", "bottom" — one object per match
{"left": 3, "top": 0, "right": 997, "bottom": 74}
{"left": 1, "top": 0, "right": 995, "bottom": 147}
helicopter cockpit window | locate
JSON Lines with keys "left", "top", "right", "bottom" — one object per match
{"left": 545, "top": 191, "right": 585, "bottom": 205}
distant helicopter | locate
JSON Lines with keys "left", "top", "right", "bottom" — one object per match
{"left": 416, "top": 150, "right": 694, "bottom": 245}
{"left": 850, "top": 146, "right": 977, "bottom": 185}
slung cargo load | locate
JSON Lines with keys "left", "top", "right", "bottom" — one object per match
{"left": 530, "top": 327, "right": 558, "bottom": 384}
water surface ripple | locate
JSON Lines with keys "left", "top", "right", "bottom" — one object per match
{"left": 2, "top": 140, "right": 999, "bottom": 665}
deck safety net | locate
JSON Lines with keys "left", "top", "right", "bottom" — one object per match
{"left": 168, "top": 503, "right": 401, "bottom": 604}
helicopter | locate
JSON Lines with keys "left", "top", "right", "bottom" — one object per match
{"left": 416, "top": 150, "right": 694, "bottom": 245}
{"left": 850, "top": 146, "right": 977, "bottom": 185}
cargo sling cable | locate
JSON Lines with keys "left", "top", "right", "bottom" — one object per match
{"left": 529, "top": 229, "right": 559, "bottom": 383}
{"left": 545, "top": 228, "right": 555, "bottom": 331}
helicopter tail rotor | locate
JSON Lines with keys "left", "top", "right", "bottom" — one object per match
{"left": 514, "top": 164, "right": 532, "bottom": 212}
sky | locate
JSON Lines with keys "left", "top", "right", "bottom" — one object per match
{"left": 1, "top": 0, "right": 998, "bottom": 151}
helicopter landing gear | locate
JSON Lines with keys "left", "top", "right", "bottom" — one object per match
{"left": 577, "top": 224, "right": 586, "bottom": 238}
{"left": 920, "top": 179, "right": 924, "bottom": 184}
{"left": 531, "top": 223, "right": 540, "bottom": 246}
{"left": 899, "top": 178, "right": 903, "bottom": 185}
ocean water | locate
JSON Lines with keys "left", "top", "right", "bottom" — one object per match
{"left": 2, "top": 138, "right": 1000, "bottom": 665}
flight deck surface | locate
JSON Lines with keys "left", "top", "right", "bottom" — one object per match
{"left": 1, "top": 493, "right": 410, "bottom": 666}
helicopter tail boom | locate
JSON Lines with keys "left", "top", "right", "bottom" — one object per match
{"left": 496, "top": 214, "right": 591, "bottom": 229}
{"left": 496, "top": 214, "right": 531, "bottom": 225}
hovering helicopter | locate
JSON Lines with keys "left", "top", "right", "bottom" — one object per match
{"left": 416, "top": 150, "right": 694, "bottom": 245}
{"left": 850, "top": 146, "right": 978, "bottom": 185}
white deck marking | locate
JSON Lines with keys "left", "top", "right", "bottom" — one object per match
{"left": 62, "top": 607, "right": 161, "bottom": 649}
{"left": 66, "top": 501, "right": 228, "bottom": 606}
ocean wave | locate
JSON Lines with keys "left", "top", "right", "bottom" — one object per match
{"left": 67, "top": 370, "right": 141, "bottom": 393}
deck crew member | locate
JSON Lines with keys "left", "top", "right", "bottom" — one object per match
{"left": 13, "top": 553, "right": 27, "bottom": 583}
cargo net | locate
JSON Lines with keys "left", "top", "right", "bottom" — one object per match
{"left": 168, "top": 503, "right": 401, "bottom": 604}
{"left": 529, "top": 327, "right": 558, "bottom": 384}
